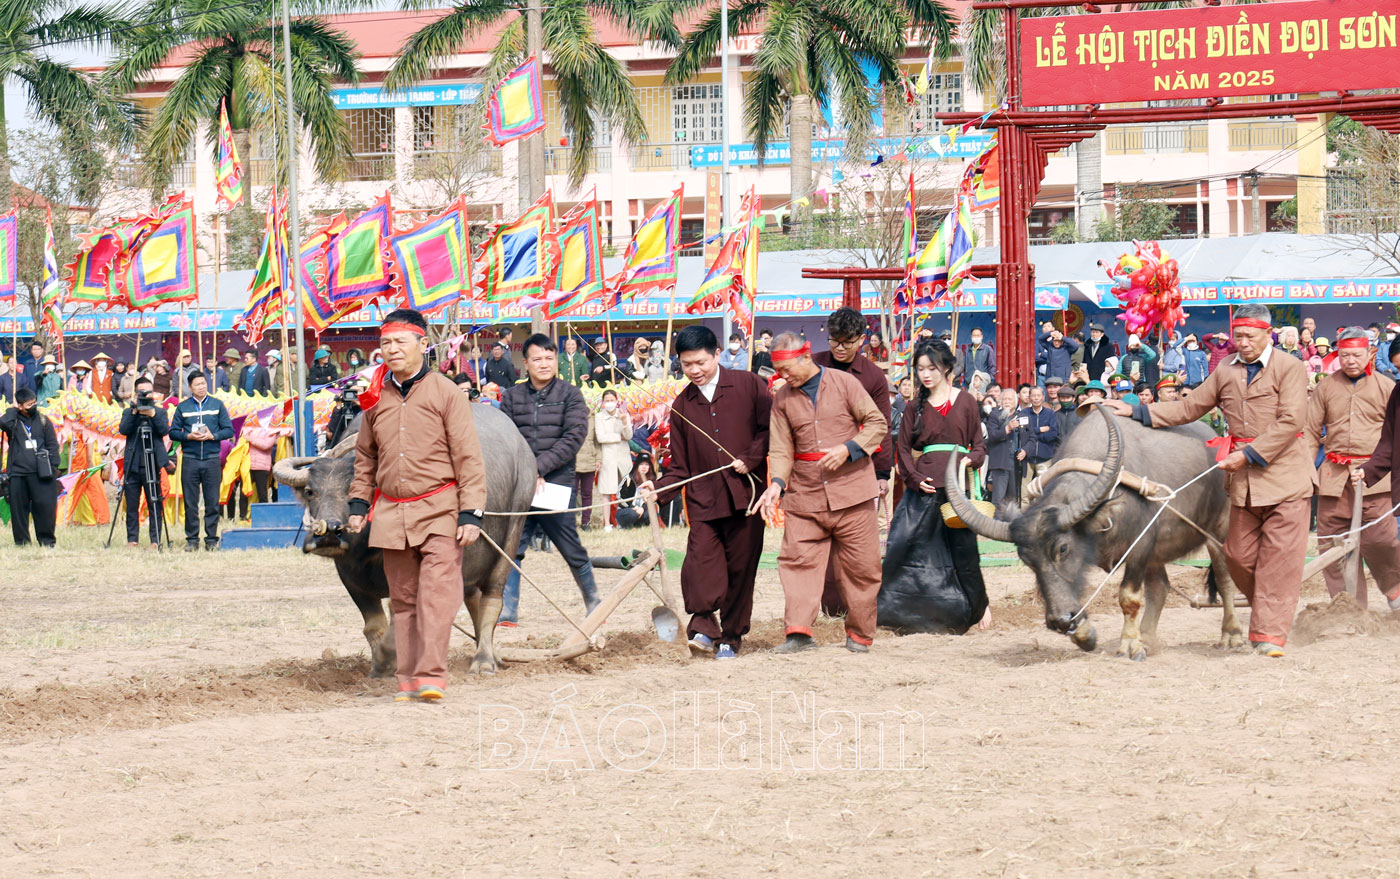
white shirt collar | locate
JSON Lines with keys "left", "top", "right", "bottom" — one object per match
{"left": 1234, "top": 344, "right": 1273, "bottom": 370}
{"left": 698, "top": 368, "right": 722, "bottom": 402}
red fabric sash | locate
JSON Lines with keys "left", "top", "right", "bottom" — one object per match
{"left": 1205, "top": 433, "right": 1301, "bottom": 463}
{"left": 795, "top": 451, "right": 825, "bottom": 462}
{"left": 1325, "top": 451, "right": 1369, "bottom": 466}
{"left": 367, "top": 481, "right": 458, "bottom": 523}
{"left": 1205, "top": 435, "right": 1254, "bottom": 462}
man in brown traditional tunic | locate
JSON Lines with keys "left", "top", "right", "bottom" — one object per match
{"left": 644, "top": 325, "right": 771, "bottom": 659}
{"left": 812, "top": 307, "right": 892, "bottom": 616}
{"left": 758, "top": 333, "right": 888, "bottom": 653}
{"left": 348, "top": 308, "right": 488, "bottom": 702}
{"left": 1104, "top": 303, "right": 1311, "bottom": 656}
{"left": 1307, "top": 327, "right": 1400, "bottom": 608}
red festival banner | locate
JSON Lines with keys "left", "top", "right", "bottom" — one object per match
{"left": 1020, "top": 0, "right": 1399, "bottom": 107}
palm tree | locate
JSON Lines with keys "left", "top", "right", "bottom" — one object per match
{"left": 668, "top": 0, "right": 954, "bottom": 234}
{"left": 386, "top": 0, "right": 680, "bottom": 190}
{"left": 104, "top": 0, "right": 361, "bottom": 217}
{"left": 0, "top": 0, "right": 136, "bottom": 206}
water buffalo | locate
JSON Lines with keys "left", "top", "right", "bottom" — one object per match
{"left": 272, "top": 405, "right": 536, "bottom": 676}
{"left": 944, "top": 406, "right": 1243, "bottom": 659}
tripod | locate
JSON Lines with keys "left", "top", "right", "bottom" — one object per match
{"left": 106, "top": 418, "right": 172, "bottom": 551}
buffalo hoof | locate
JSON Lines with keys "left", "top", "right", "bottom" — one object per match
{"left": 368, "top": 665, "right": 395, "bottom": 679}
{"left": 1217, "top": 632, "right": 1247, "bottom": 650}
{"left": 1071, "top": 629, "right": 1097, "bottom": 652}
{"left": 1130, "top": 648, "right": 1147, "bottom": 662}
{"left": 468, "top": 656, "right": 499, "bottom": 676}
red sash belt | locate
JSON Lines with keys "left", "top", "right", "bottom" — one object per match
{"left": 1205, "top": 435, "right": 1253, "bottom": 462}
{"left": 795, "top": 452, "right": 826, "bottom": 462}
{"left": 367, "top": 481, "right": 458, "bottom": 522}
{"left": 1205, "top": 433, "right": 1302, "bottom": 463}
{"left": 1325, "top": 452, "right": 1370, "bottom": 466}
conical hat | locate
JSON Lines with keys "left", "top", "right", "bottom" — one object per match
{"left": 91, "top": 352, "right": 114, "bottom": 363}
{"left": 72, "top": 360, "right": 93, "bottom": 371}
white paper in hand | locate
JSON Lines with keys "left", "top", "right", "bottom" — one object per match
{"left": 531, "top": 480, "right": 573, "bottom": 512}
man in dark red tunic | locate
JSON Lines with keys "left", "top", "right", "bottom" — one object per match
{"left": 645, "top": 325, "right": 771, "bottom": 659}
{"left": 812, "top": 307, "right": 892, "bottom": 615}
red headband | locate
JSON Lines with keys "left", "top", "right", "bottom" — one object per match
{"left": 380, "top": 321, "right": 426, "bottom": 338}
{"left": 1337, "top": 337, "right": 1371, "bottom": 350}
{"left": 770, "top": 343, "right": 811, "bottom": 363}
{"left": 1230, "top": 318, "right": 1271, "bottom": 331}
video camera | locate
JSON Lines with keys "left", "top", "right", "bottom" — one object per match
{"left": 339, "top": 388, "right": 360, "bottom": 411}
{"left": 135, "top": 390, "right": 156, "bottom": 411}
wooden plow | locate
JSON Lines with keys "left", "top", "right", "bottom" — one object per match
{"left": 491, "top": 496, "right": 685, "bottom": 663}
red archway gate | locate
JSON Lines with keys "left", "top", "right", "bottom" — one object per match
{"left": 932, "top": 0, "right": 1400, "bottom": 386}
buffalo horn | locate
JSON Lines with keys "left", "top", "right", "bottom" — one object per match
{"left": 326, "top": 433, "right": 358, "bottom": 459}
{"left": 1056, "top": 406, "right": 1124, "bottom": 528}
{"left": 943, "top": 449, "right": 1012, "bottom": 543}
{"left": 271, "top": 456, "right": 316, "bottom": 489}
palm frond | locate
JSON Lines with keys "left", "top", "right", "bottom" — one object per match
{"left": 139, "top": 45, "right": 232, "bottom": 192}
{"left": 664, "top": 0, "right": 764, "bottom": 86}
{"left": 743, "top": 69, "right": 785, "bottom": 164}
{"left": 29, "top": 3, "right": 136, "bottom": 47}
{"left": 384, "top": 0, "right": 513, "bottom": 93}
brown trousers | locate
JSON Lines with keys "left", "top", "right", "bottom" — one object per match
{"left": 780, "top": 501, "right": 881, "bottom": 645}
{"left": 1317, "top": 488, "right": 1400, "bottom": 608}
{"left": 382, "top": 532, "right": 463, "bottom": 689}
{"left": 1226, "top": 498, "right": 1309, "bottom": 647}
{"left": 681, "top": 512, "right": 765, "bottom": 648}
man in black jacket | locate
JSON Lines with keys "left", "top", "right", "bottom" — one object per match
{"left": 119, "top": 376, "right": 176, "bottom": 546}
{"left": 236, "top": 350, "right": 272, "bottom": 397}
{"left": 170, "top": 374, "right": 234, "bottom": 550}
{"left": 498, "top": 333, "right": 601, "bottom": 624}
{"left": 483, "top": 343, "right": 518, "bottom": 388}
{"left": 1081, "top": 322, "right": 1117, "bottom": 381}
{"left": 308, "top": 346, "right": 339, "bottom": 388}
{"left": 1016, "top": 386, "right": 1059, "bottom": 503}
{"left": 1, "top": 388, "right": 61, "bottom": 546}
{"left": 984, "top": 388, "right": 1022, "bottom": 509}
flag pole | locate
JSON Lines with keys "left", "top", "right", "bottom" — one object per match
{"left": 280, "top": 0, "right": 309, "bottom": 451}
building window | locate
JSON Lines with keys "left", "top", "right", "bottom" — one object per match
{"left": 910, "top": 72, "right": 963, "bottom": 129}
{"left": 342, "top": 107, "right": 395, "bottom": 181}
{"left": 672, "top": 83, "right": 723, "bottom": 143}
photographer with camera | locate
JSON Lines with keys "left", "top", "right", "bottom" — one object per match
{"left": 327, "top": 385, "right": 362, "bottom": 448}
{"left": 170, "top": 373, "right": 233, "bottom": 551}
{"left": 118, "top": 377, "right": 175, "bottom": 547}
{"left": 1, "top": 388, "right": 61, "bottom": 546}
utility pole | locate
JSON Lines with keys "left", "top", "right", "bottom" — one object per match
{"left": 526, "top": 0, "right": 546, "bottom": 336}
{"left": 281, "top": 0, "right": 308, "bottom": 453}
{"left": 1248, "top": 171, "right": 1262, "bottom": 234}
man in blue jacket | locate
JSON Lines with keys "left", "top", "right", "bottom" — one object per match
{"left": 170, "top": 373, "right": 234, "bottom": 550}
{"left": 1036, "top": 323, "right": 1079, "bottom": 387}
{"left": 1016, "top": 385, "right": 1059, "bottom": 503}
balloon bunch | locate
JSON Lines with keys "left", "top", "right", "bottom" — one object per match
{"left": 1097, "top": 240, "right": 1184, "bottom": 337}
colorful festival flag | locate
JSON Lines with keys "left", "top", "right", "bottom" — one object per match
{"left": 608, "top": 185, "right": 682, "bottom": 304}
{"left": 39, "top": 209, "right": 65, "bottom": 345}
{"left": 961, "top": 135, "right": 1001, "bottom": 212}
{"left": 66, "top": 197, "right": 182, "bottom": 309}
{"left": 476, "top": 191, "right": 560, "bottom": 304}
{"left": 900, "top": 171, "right": 917, "bottom": 304}
{"left": 945, "top": 197, "right": 977, "bottom": 300}
{"left": 686, "top": 187, "right": 760, "bottom": 336}
{"left": 325, "top": 194, "right": 396, "bottom": 307}
{"left": 0, "top": 211, "right": 17, "bottom": 305}
{"left": 387, "top": 197, "right": 471, "bottom": 316}
{"left": 215, "top": 99, "right": 245, "bottom": 213}
{"left": 543, "top": 194, "right": 605, "bottom": 320}
{"left": 236, "top": 193, "right": 289, "bottom": 345}
{"left": 299, "top": 214, "right": 354, "bottom": 336}
{"left": 120, "top": 198, "right": 199, "bottom": 311}
{"left": 484, "top": 55, "right": 546, "bottom": 147}
{"left": 900, "top": 211, "right": 949, "bottom": 309}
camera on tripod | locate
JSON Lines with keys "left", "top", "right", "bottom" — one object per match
{"left": 135, "top": 390, "right": 156, "bottom": 411}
